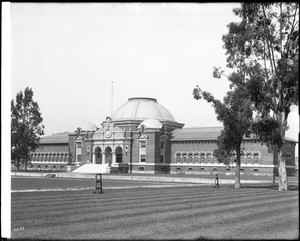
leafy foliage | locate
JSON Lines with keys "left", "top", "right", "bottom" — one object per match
{"left": 11, "top": 87, "right": 44, "bottom": 170}
{"left": 252, "top": 117, "right": 282, "bottom": 149}
{"left": 223, "top": 2, "right": 299, "bottom": 119}
{"left": 221, "top": 2, "right": 299, "bottom": 190}
{"left": 194, "top": 75, "right": 253, "bottom": 162}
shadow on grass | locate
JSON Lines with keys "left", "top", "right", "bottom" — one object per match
{"left": 239, "top": 184, "right": 299, "bottom": 191}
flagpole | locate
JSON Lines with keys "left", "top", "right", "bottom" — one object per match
{"left": 111, "top": 81, "right": 113, "bottom": 117}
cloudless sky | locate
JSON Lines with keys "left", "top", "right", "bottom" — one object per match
{"left": 8, "top": 2, "right": 300, "bottom": 146}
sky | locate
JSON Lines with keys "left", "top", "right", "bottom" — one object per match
{"left": 1, "top": 3, "right": 299, "bottom": 236}
{"left": 8, "top": 2, "right": 298, "bottom": 147}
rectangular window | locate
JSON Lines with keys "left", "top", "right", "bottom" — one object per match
{"left": 160, "top": 155, "right": 164, "bottom": 163}
{"left": 140, "top": 141, "right": 146, "bottom": 148}
{"left": 161, "top": 142, "right": 164, "bottom": 149}
{"left": 140, "top": 155, "right": 146, "bottom": 162}
{"left": 116, "top": 155, "right": 122, "bottom": 163}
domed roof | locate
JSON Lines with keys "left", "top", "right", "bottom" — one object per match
{"left": 78, "top": 122, "right": 98, "bottom": 131}
{"left": 112, "top": 97, "right": 175, "bottom": 122}
{"left": 138, "top": 119, "right": 162, "bottom": 130}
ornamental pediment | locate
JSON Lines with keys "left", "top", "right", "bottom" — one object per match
{"left": 93, "top": 117, "right": 125, "bottom": 140}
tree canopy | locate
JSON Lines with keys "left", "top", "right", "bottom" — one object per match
{"left": 220, "top": 2, "right": 299, "bottom": 190}
{"left": 11, "top": 87, "right": 44, "bottom": 171}
{"left": 194, "top": 71, "right": 253, "bottom": 188}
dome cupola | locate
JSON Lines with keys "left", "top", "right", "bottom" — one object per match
{"left": 138, "top": 119, "right": 163, "bottom": 130}
{"left": 112, "top": 97, "right": 184, "bottom": 131}
{"left": 112, "top": 97, "right": 175, "bottom": 121}
{"left": 77, "top": 122, "right": 98, "bottom": 132}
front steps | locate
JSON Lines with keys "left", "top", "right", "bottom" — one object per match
{"left": 72, "top": 164, "right": 110, "bottom": 174}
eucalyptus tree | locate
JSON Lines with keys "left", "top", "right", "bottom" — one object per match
{"left": 222, "top": 3, "right": 299, "bottom": 191}
{"left": 11, "top": 87, "right": 44, "bottom": 171}
{"left": 193, "top": 71, "right": 253, "bottom": 188}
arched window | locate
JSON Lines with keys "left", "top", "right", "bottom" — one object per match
{"left": 97, "top": 149, "right": 101, "bottom": 158}
{"left": 52, "top": 165, "right": 56, "bottom": 170}
{"left": 213, "top": 157, "right": 218, "bottom": 164}
{"left": 200, "top": 167, "right": 205, "bottom": 173}
{"left": 188, "top": 154, "right": 193, "bottom": 164}
{"left": 139, "top": 167, "right": 145, "bottom": 172}
{"left": 176, "top": 167, "right": 181, "bottom": 173}
{"left": 241, "top": 154, "right": 246, "bottom": 164}
{"left": 206, "top": 154, "right": 212, "bottom": 163}
{"left": 246, "top": 153, "right": 252, "bottom": 164}
{"left": 182, "top": 154, "right": 187, "bottom": 163}
{"left": 188, "top": 167, "right": 193, "bottom": 173}
{"left": 212, "top": 167, "right": 218, "bottom": 174}
{"left": 175, "top": 154, "right": 181, "bottom": 163}
{"left": 115, "top": 146, "right": 123, "bottom": 163}
{"left": 200, "top": 153, "right": 206, "bottom": 164}
{"left": 194, "top": 154, "right": 200, "bottom": 164}
{"left": 253, "top": 153, "right": 259, "bottom": 164}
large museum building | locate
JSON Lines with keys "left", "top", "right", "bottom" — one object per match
{"left": 28, "top": 97, "right": 297, "bottom": 176}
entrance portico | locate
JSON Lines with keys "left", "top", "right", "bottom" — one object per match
{"left": 90, "top": 117, "right": 128, "bottom": 172}
{"left": 105, "top": 146, "right": 112, "bottom": 165}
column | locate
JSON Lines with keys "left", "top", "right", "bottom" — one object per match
{"left": 102, "top": 152, "right": 106, "bottom": 164}
{"left": 93, "top": 152, "right": 96, "bottom": 164}
{"left": 112, "top": 152, "right": 116, "bottom": 166}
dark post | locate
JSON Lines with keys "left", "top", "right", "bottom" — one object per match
{"left": 214, "top": 174, "right": 220, "bottom": 188}
{"left": 93, "top": 173, "right": 103, "bottom": 194}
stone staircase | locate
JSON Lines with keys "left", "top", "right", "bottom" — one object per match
{"left": 72, "top": 164, "right": 110, "bottom": 174}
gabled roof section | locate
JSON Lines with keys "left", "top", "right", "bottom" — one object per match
{"left": 285, "top": 136, "right": 298, "bottom": 143}
{"left": 171, "top": 126, "right": 298, "bottom": 143}
{"left": 171, "top": 127, "right": 223, "bottom": 141}
{"left": 39, "top": 132, "right": 71, "bottom": 144}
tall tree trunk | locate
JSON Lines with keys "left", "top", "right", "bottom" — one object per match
{"left": 235, "top": 146, "right": 241, "bottom": 189}
{"left": 25, "top": 159, "right": 28, "bottom": 172}
{"left": 278, "top": 148, "right": 288, "bottom": 191}
{"left": 16, "top": 157, "right": 20, "bottom": 171}
{"left": 277, "top": 111, "right": 289, "bottom": 191}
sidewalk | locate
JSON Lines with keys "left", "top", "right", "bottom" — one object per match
{"left": 11, "top": 171, "right": 276, "bottom": 185}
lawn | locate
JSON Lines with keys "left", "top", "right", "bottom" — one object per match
{"left": 11, "top": 179, "right": 299, "bottom": 240}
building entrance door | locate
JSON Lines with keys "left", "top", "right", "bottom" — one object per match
{"left": 105, "top": 147, "right": 112, "bottom": 165}
{"left": 95, "top": 147, "right": 102, "bottom": 164}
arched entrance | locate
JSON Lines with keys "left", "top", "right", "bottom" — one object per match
{"left": 95, "top": 147, "right": 102, "bottom": 164}
{"left": 105, "top": 146, "right": 112, "bottom": 165}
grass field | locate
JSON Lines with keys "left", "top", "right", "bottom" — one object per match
{"left": 11, "top": 177, "right": 299, "bottom": 240}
